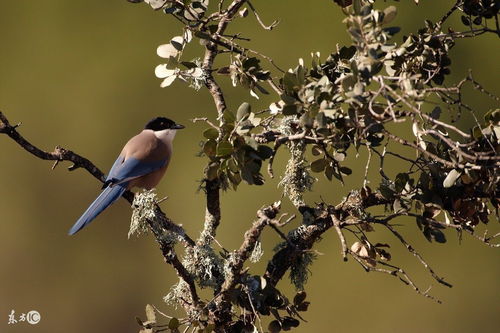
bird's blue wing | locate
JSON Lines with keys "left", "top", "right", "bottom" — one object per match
{"left": 105, "top": 155, "right": 125, "bottom": 183}
{"left": 69, "top": 156, "right": 166, "bottom": 235}
{"left": 106, "top": 156, "right": 166, "bottom": 185}
{"left": 68, "top": 183, "right": 127, "bottom": 235}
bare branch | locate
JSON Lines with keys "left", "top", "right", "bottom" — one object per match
{"left": 246, "top": 1, "right": 279, "bottom": 31}
{"left": 331, "top": 214, "right": 348, "bottom": 261}
{"left": 385, "top": 224, "right": 452, "bottom": 288}
{"left": 349, "top": 250, "right": 442, "bottom": 304}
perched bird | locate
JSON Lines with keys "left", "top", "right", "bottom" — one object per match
{"left": 68, "top": 117, "right": 184, "bottom": 235}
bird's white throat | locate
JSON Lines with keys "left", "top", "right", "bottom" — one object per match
{"left": 152, "top": 129, "right": 177, "bottom": 143}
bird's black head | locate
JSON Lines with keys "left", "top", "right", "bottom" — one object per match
{"left": 144, "top": 117, "right": 185, "bottom": 131}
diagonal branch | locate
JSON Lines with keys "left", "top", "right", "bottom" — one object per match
{"left": 264, "top": 191, "right": 389, "bottom": 286}
{"left": 221, "top": 202, "right": 280, "bottom": 293}
{"left": 385, "top": 224, "right": 452, "bottom": 288}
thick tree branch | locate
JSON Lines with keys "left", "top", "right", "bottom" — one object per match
{"left": 222, "top": 202, "right": 280, "bottom": 292}
{"left": 264, "top": 190, "right": 390, "bottom": 286}
{"left": 198, "top": 0, "right": 248, "bottom": 247}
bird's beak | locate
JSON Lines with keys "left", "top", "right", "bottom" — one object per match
{"left": 173, "top": 124, "right": 185, "bottom": 130}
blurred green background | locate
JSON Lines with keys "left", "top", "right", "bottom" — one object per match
{"left": 1, "top": 1, "right": 499, "bottom": 332}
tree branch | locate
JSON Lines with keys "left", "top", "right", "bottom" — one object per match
{"left": 198, "top": 0, "right": 249, "bottom": 247}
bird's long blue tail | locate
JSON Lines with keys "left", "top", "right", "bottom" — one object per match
{"left": 68, "top": 183, "right": 128, "bottom": 235}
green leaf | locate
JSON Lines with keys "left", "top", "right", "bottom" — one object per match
{"left": 312, "top": 145, "right": 322, "bottom": 156}
{"left": 293, "top": 291, "right": 307, "bottom": 305}
{"left": 383, "top": 26, "right": 401, "bottom": 35}
{"left": 227, "top": 171, "right": 241, "bottom": 188}
{"left": 170, "top": 36, "right": 184, "bottom": 51}
{"left": 236, "top": 102, "right": 251, "bottom": 122}
{"left": 281, "top": 317, "right": 300, "bottom": 330}
{"left": 432, "top": 229, "right": 447, "bottom": 243}
{"left": 282, "top": 104, "right": 298, "bottom": 115}
{"left": 223, "top": 110, "right": 236, "bottom": 123}
{"left": 216, "top": 141, "right": 233, "bottom": 157}
{"left": 203, "top": 128, "right": 219, "bottom": 140}
{"left": 443, "top": 169, "right": 461, "bottom": 188}
{"left": 203, "top": 140, "right": 217, "bottom": 158}
{"left": 257, "top": 145, "right": 274, "bottom": 159}
{"left": 472, "top": 126, "right": 483, "bottom": 139}
{"left": 316, "top": 112, "right": 327, "bottom": 128}
{"left": 430, "top": 106, "right": 441, "bottom": 119}
{"left": 339, "top": 166, "right": 352, "bottom": 175}
{"left": 194, "top": 31, "right": 211, "bottom": 40}
{"left": 325, "top": 164, "right": 334, "bottom": 181}
{"left": 339, "top": 46, "right": 356, "bottom": 60}
{"left": 395, "top": 173, "right": 410, "bottom": 192}
{"left": 311, "top": 158, "right": 327, "bottom": 172}
{"left": 379, "top": 183, "right": 394, "bottom": 199}
{"left": 280, "top": 94, "right": 296, "bottom": 105}
{"left": 484, "top": 109, "right": 500, "bottom": 123}
{"left": 268, "top": 320, "right": 282, "bottom": 333}
{"left": 206, "top": 163, "right": 219, "bottom": 180}
{"left": 181, "top": 61, "right": 197, "bottom": 69}
{"left": 461, "top": 15, "right": 471, "bottom": 26}
{"left": 283, "top": 71, "right": 299, "bottom": 93}
{"left": 228, "top": 158, "right": 239, "bottom": 172}
{"left": 168, "top": 317, "right": 180, "bottom": 330}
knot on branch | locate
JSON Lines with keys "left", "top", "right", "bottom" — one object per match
{"left": 0, "top": 112, "right": 20, "bottom": 133}
{"left": 259, "top": 201, "right": 281, "bottom": 220}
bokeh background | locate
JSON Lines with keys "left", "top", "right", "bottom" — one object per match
{"left": 1, "top": 1, "right": 499, "bottom": 332}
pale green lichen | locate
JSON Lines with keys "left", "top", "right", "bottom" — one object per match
{"left": 182, "top": 245, "right": 224, "bottom": 289}
{"left": 278, "top": 117, "right": 316, "bottom": 208}
{"left": 272, "top": 225, "right": 317, "bottom": 290}
{"left": 249, "top": 241, "right": 263, "bottom": 263}
{"left": 129, "top": 189, "right": 157, "bottom": 238}
{"left": 289, "top": 251, "right": 317, "bottom": 290}
{"left": 223, "top": 251, "right": 237, "bottom": 280}
{"left": 164, "top": 279, "right": 191, "bottom": 308}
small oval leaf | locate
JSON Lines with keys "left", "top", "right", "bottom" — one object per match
{"left": 203, "top": 128, "right": 219, "bottom": 140}
{"left": 311, "top": 158, "right": 327, "bottom": 173}
{"left": 236, "top": 102, "right": 251, "bottom": 122}
{"left": 168, "top": 317, "right": 180, "bottom": 329}
{"left": 443, "top": 169, "right": 461, "bottom": 188}
{"left": 156, "top": 43, "right": 179, "bottom": 58}
{"left": 216, "top": 141, "right": 234, "bottom": 157}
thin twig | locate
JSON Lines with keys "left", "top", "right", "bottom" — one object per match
{"left": 247, "top": 1, "right": 279, "bottom": 30}
{"left": 385, "top": 224, "right": 452, "bottom": 288}
{"left": 331, "top": 214, "right": 348, "bottom": 261}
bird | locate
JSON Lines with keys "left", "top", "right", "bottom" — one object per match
{"left": 68, "top": 116, "right": 184, "bottom": 235}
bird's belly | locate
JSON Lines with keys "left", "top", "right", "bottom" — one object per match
{"left": 129, "top": 165, "right": 168, "bottom": 190}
